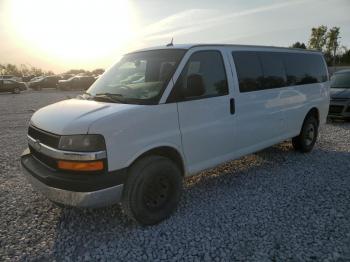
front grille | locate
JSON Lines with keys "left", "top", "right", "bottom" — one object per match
{"left": 331, "top": 98, "right": 348, "bottom": 102}
{"left": 329, "top": 105, "right": 344, "bottom": 114}
{"left": 29, "top": 145, "right": 57, "bottom": 169}
{"left": 28, "top": 125, "right": 60, "bottom": 148}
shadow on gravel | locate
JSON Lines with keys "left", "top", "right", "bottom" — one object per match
{"left": 328, "top": 120, "right": 350, "bottom": 130}
{"left": 50, "top": 142, "right": 350, "bottom": 261}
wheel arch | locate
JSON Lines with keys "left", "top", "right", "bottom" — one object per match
{"left": 127, "top": 145, "right": 186, "bottom": 176}
{"left": 305, "top": 107, "right": 320, "bottom": 126}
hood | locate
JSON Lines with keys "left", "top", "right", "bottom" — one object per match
{"left": 30, "top": 98, "right": 140, "bottom": 135}
{"left": 330, "top": 88, "right": 350, "bottom": 99}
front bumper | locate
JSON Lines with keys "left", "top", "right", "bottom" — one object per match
{"left": 328, "top": 100, "right": 350, "bottom": 119}
{"left": 21, "top": 149, "right": 126, "bottom": 208}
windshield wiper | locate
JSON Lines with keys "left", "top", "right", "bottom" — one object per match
{"left": 93, "top": 93, "right": 125, "bottom": 103}
{"left": 95, "top": 92, "right": 124, "bottom": 97}
{"left": 77, "top": 92, "right": 93, "bottom": 100}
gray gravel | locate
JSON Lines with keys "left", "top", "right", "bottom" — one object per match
{"left": 0, "top": 89, "right": 350, "bottom": 261}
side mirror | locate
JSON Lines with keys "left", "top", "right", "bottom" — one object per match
{"left": 184, "top": 74, "right": 205, "bottom": 97}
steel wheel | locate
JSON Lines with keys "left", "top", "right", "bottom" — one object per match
{"left": 304, "top": 123, "right": 315, "bottom": 146}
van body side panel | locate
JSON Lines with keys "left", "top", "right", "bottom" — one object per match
{"left": 228, "top": 47, "right": 287, "bottom": 151}
{"left": 228, "top": 47, "right": 329, "bottom": 152}
{"left": 88, "top": 103, "right": 184, "bottom": 172}
{"left": 177, "top": 96, "right": 236, "bottom": 174}
{"left": 283, "top": 81, "right": 329, "bottom": 137}
{"left": 278, "top": 54, "right": 329, "bottom": 135}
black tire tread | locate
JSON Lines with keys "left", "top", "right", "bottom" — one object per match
{"left": 292, "top": 115, "right": 318, "bottom": 153}
{"left": 121, "top": 155, "right": 182, "bottom": 225}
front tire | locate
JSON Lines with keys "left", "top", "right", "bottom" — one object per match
{"left": 292, "top": 115, "right": 318, "bottom": 153}
{"left": 122, "top": 155, "right": 183, "bottom": 225}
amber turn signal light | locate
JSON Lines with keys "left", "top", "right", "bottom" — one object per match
{"left": 58, "top": 160, "right": 104, "bottom": 171}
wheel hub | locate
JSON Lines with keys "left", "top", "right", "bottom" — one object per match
{"left": 143, "top": 176, "right": 170, "bottom": 210}
{"left": 305, "top": 124, "right": 315, "bottom": 146}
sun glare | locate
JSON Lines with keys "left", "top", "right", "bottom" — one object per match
{"left": 8, "top": 0, "right": 137, "bottom": 69}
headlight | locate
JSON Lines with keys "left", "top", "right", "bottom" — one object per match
{"left": 58, "top": 135, "right": 106, "bottom": 152}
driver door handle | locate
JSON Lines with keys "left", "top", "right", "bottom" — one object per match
{"left": 230, "top": 98, "right": 235, "bottom": 115}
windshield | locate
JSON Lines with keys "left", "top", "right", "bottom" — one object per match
{"left": 87, "top": 49, "right": 186, "bottom": 104}
{"left": 331, "top": 72, "right": 350, "bottom": 89}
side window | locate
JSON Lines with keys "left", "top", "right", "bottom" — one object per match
{"left": 307, "top": 54, "right": 328, "bottom": 83}
{"left": 232, "top": 52, "right": 263, "bottom": 92}
{"left": 283, "top": 53, "right": 309, "bottom": 85}
{"left": 283, "top": 53, "right": 327, "bottom": 85}
{"left": 171, "top": 50, "right": 228, "bottom": 100}
{"left": 259, "top": 52, "right": 286, "bottom": 89}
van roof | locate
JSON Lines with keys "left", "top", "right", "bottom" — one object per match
{"left": 131, "top": 44, "right": 323, "bottom": 54}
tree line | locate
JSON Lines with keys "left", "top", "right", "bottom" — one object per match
{"left": 0, "top": 63, "right": 105, "bottom": 78}
{"left": 291, "top": 25, "right": 350, "bottom": 66}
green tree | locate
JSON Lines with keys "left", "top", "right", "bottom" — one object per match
{"left": 308, "top": 25, "right": 327, "bottom": 51}
{"left": 325, "top": 27, "right": 340, "bottom": 65}
{"left": 339, "top": 47, "right": 350, "bottom": 65}
{"left": 291, "top": 42, "right": 306, "bottom": 49}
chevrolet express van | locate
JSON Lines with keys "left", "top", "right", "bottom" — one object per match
{"left": 21, "top": 44, "right": 329, "bottom": 225}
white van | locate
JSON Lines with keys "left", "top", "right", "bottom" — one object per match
{"left": 21, "top": 44, "right": 329, "bottom": 225}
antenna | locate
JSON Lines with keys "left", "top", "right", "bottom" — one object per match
{"left": 166, "top": 38, "right": 174, "bottom": 47}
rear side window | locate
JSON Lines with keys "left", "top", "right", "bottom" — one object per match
{"left": 170, "top": 50, "right": 228, "bottom": 100}
{"left": 232, "top": 52, "right": 263, "bottom": 92}
{"left": 233, "top": 51, "right": 327, "bottom": 92}
{"left": 259, "top": 52, "right": 286, "bottom": 89}
{"left": 283, "top": 53, "right": 327, "bottom": 85}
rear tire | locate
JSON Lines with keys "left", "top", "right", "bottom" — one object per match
{"left": 12, "top": 87, "right": 20, "bottom": 94}
{"left": 122, "top": 155, "right": 183, "bottom": 225}
{"left": 292, "top": 115, "right": 318, "bottom": 153}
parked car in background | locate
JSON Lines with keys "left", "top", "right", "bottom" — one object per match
{"left": 22, "top": 75, "right": 37, "bottom": 82}
{"left": 328, "top": 69, "right": 350, "bottom": 120}
{"left": 21, "top": 44, "right": 329, "bottom": 225}
{"left": 60, "top": 74, "right": 75, "bottom": 80}
{"left": 0, "top": 75, "right": 22, "bottom": 82}
{"left": 0, "top": 79, "right": 26, "bottom": 94}
{"left": 30, "top": 76, "right": 44, "bottom": 82}
{"left": 29, "top": 76, "right": 61, "bottom": 90}
{"left": 0, "top": 75, "right": 15, "bottom": 80}
{"left": 57, "top": 76, "right": 95, "bottom": 90}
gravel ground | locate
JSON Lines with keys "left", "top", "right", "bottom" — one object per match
{"left": 0, "top": 89, "right": 349, "bottom": 261}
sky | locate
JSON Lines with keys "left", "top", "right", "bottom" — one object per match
{"left": 0, "top": 0, "right": 349, "bottom": 73}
